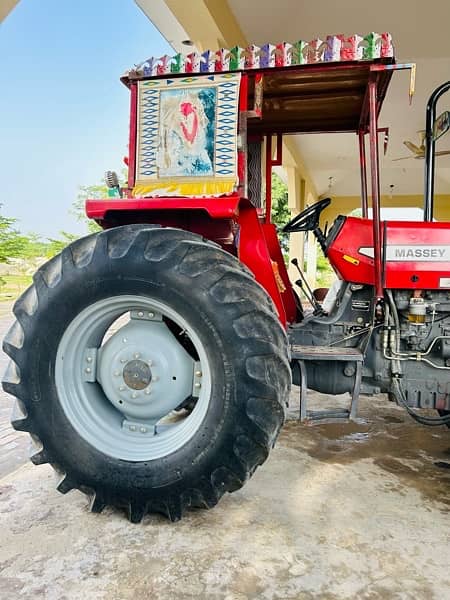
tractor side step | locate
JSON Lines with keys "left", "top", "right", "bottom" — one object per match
{"left": 291, "top": 344, "right": 364, "bottom": 423}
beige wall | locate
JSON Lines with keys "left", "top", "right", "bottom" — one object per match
{"left": 146, "top": 0, "right": 247, "bottom": 50}
{"left": 0, "top": 0, "right": 19, "bottom": 22}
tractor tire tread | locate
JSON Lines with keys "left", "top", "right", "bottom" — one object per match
{"left": 2, "top": 225, "right": 290, "bottom": 522}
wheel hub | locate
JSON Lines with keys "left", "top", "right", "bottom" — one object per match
{"left": 55, "top": 295, "right": 212, "bottom": 461}
{"left": 123, "top": 359, "right": 152, "bottom": 390}
{"left": 97, "top": 317, "right": 195, "bottom": 423}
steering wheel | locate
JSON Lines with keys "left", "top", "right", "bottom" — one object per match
{"left": 282, "top": 198, "right": 331, "bottom": 233}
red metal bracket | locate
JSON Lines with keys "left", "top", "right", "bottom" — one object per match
{"left": 370, "top": 62, "right": 416, "bottom": 104}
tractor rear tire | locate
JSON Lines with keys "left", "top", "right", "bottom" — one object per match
{"left": 3, "top": 225, "right": 290, "bottom": 522}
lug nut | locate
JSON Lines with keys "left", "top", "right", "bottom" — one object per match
{"left": 145, "top": 389, "right": 151, "bottom": 395}
{"left": 129, "top": 425, "right": 136, "bottom": 431}
{"left": 194, "top": 382, "right": 201, "bottom": 389}
{"left": 131, "top": 392, "right": 138, "bottom": 399}
{"left": 134, "top": 353, "right": 140, "bottom": 359}
{"left": 153, "top": 376, "right": 159, "bottom": 382}
{"left": 85, "top": 367, "right": 92, "bottom": 374}
{"left": 114, "top": 371, "right": 120, "bottom": 376}
{"left": 122, "top": 338, "right": 128, "bottom": 343}
{"left": 138, "top": 311, "right": 144, "bottom": 317}
{"left": 195, "top": 371, "right": 202, "bottom": 377}
{"left": 86, "top": 357, "right": 93, "bottom": 363}
{"left": 140, "top": 427, "right": 147, "bottom": 433}
{"left": 148, "top": 312, "right": 154, "bottom": 318}
{"left": 119, "top": 386, "right": 125, "bottom": 392}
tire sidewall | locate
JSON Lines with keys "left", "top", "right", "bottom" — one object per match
{"left": 23, "top": 234, "right": 255, "bottom": 497}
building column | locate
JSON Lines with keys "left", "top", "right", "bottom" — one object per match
{"left": 283, "top": 139, "right": 319, "bottom": 286}
{"left": 305, "top": 232, "right": 318, "bottom": 288}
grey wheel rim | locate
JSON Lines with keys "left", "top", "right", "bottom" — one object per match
{"left": 55, "top": 295, "right": 212, "bottom": 461}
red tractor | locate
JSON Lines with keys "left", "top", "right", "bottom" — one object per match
{"left": 3, "top": 38, "right": 449, "bottom": 522}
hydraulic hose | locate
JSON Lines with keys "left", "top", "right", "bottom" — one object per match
{"left": 386, "top": 291, "right": 450, "bottom": 427}
{"left": 392, "top": 378, "right": 450, "bottom": 426}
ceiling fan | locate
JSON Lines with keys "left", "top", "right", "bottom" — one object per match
{"left": 393, "top": 130, "right": 450, "bottom": 161}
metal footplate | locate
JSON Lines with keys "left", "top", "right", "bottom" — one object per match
{"left": 291, "top": 344, "right": 364, "bottom": 423}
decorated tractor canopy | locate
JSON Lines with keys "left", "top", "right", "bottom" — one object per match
{"left": 128, "top": 32, "right": 394, "bottom": 77}
{"left": 118, "top": 32, "right": 396, "bottom": 201}
{"left": 87, "top": 32, "right": 417, "bottom": 318}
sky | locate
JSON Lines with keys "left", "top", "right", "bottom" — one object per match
{"left": 0, "top": 0, "right": 172, "bottom": 237}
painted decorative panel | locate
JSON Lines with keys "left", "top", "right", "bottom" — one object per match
{"left": 134, "top": 73, "right": 241, "bottom": 197}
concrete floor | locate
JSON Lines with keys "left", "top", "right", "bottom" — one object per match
{"left": 0, "top": 388, "right": 449, "bottom": 599}
{"left": 0, "top": 309, "right": 29, "bottom": 479}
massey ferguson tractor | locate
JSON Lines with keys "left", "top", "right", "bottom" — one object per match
{"left": 3, "top": 35, "right": 449, "bottom": 522}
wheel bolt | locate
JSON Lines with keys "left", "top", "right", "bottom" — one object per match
{"left": 85, "top": 367, "right": 92, "bottom": 374}
{"left": 153, "top": 376, "right": 159, "bottom": 382}
{"left": 138, "top": 311, "right": 144, "bottom": 317}
{"left": 114, "top": 371, "right": 120, "bottom": 376}
{"left": 195, "top": 371, "right": 202, "bottom": 377}
{"left": 194, "top": 382, "right": 201, "bottom": 389}
{"left": 86, "top": 357, "right": 93, "bottom": 363}
{"left": 122, "top": 338, "right": 128, "bottom": 343}
{"left": 129, "top": 425, "right": 136, "bottom": 432}
{"left": 140, "top": 427, "right": 147, "bottom": 433}
{"left": 145, "top": 389, "right": 151, "bottom": 395}
{"left": 134, "top": 353, "right": 140, "bottom": 359}
{"left": 119, "top": 386, "right": 125, "bottom": 391}
{"left": 148, "top": 312, "right": 154, "bottom": 318}
{"left": 131, "top": 392, "right": 138, "bottom": 399}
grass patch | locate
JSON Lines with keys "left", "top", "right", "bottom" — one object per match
{"left": 0, "top": 274, "right": 32, "bottom": 302}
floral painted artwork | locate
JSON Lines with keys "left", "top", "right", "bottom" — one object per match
{"left": 157, "top": 87, "right": 216, "bottom": 178}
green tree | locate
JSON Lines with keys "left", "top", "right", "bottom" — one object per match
{"left": 45, "top": 232, "right": 79, "bottom": 257}
{"left": 19, "top": 233, "right": 49, "bottom": 260}
{"left": 0, "top": 214, "right": 32, "bottom": 263}
{"left": 72, "top": 170, "right": 127, "bottom": 234}
{"left": 271, "top": 173, "right": 290, "bottom": 255}
{"left": 71, "top": 183, "right": 106, "bottom": 234}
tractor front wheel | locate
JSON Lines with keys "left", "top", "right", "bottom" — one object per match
{"left": 3, "top": 226, "right": 290, "bottom": 522}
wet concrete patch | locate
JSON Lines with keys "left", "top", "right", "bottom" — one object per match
{"left": 284, "top": 390, "right": 450, "bottom": 509}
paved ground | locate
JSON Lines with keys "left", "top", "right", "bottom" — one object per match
{"left": 1, "top": 361, "right": 449, "bottom": 600}
{"left": 0, "top": 306, "right": 29, "bottom": 479}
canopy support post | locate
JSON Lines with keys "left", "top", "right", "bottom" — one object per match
{"left": 358, "top": 130, "right": 368, "bottom": 218}
{"left": 368, "top": 77, "right": 383, "bottom": 300}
